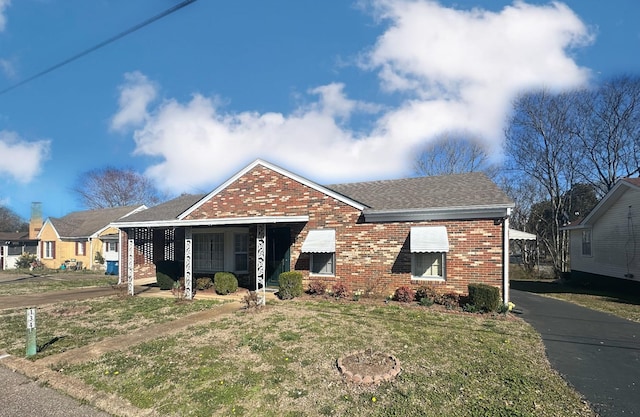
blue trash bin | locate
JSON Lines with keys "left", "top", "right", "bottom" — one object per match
{"left": 106, "top": 261, "right": 119, "bottom": 275}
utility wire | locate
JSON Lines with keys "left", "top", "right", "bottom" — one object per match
{"left": 0, "top": 0, "right": 198, "bottom": 97}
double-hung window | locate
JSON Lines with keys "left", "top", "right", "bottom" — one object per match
{"left": 43, "top": 241, "right": 55, "bottom": 259}
{"left": 194, "top": 233, "right": 225, "bottom": 272}
{"left": 234, "top": 233, "right": 248, "bottom": 272}
{"left": 410, "top": 226, "right": 449, "bottom": 280}
{"left": 76, "top": 241, "right": 85, "bottom": 256}
{"left": 311, "top": 252, "right": 335, "bottom": 275}
{"left": 581, "top": 229, "right": 592, "bottom": 256}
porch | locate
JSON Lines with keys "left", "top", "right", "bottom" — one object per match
{"left": 120, "top": 217, "right": 309, "bottom": 301}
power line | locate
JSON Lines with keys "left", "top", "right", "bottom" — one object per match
{"left": 0, "top": 0, "right": 198, "bottom": 97}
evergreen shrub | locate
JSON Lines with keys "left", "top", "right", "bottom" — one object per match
{"left": 278, "top": 271, "right": 303, "bottom": 299}
{"left": 214, "top": 272, "right": 238, "bottom": 295}
{"left": 468, "top": 283, "right": 501, "bottom": 312}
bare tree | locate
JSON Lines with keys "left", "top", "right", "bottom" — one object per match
{"left": 74, "top": 167, "right": 163, "bottom": 209}
{"left": 414, "top": 132, "right": 498, "bottom": 178}
{"left": 0, "top": 206, "right": 28, "bottom": 232}
{"left": 506, "top": 89, "right": 580, "bottom": 276}
{"left": 573, "top": 75, "right": 640, "bottom": 197}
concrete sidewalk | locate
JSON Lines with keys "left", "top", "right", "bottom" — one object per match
{"left": 512, "top": 289, "right": 640, "bottom": 416}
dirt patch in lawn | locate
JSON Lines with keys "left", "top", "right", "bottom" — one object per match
{"left": 337, "top": 349, "right": 400, "bottom": 384}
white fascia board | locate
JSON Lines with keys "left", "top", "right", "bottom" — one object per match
{"left": 36, "top": 219, "right": 60, "bottom": 240}
{"left": 111, "top": 215, "right": 309, "bottom": 229}
{"left": 178, "top": 159, "right": 365, "bottom": 220}
{"left": 363, "top": 205, "right": 513, "bottom": 223}
{"left": 560, "top": 223, "right": 589, "bottom": 231}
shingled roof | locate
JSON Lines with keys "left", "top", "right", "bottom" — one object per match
{"left": 326, "top": 172, "right": 513, "bottom": 212}
{"left": 116, "top": 194, "right": 206, "bottom": 223}
{"left": 49, "top": 205, "right": 144, "bottom": 238}
{"left": 112, "top": 165, "right": 513, "bottom": 227}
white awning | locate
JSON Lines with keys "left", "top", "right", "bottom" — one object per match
{"left": 509, "top": 229, "right": 537, "bottom": 241}
{"left": 301, "top": 229, "right": 335, "bottom": 253}
{"left": 410, "top": 226, "right": 449, "bottom": 253}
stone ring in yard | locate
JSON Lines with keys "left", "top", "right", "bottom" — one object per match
{"left": 337, "top": 349, "right": 400, "bottom": 384}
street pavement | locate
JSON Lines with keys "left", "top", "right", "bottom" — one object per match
{"left": 512, "top": 289, "right": 640, "bottom": 416}
{"left": 0, "top": 365, "right": 112, "bottom": 417}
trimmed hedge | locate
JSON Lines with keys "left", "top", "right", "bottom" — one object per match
{"left": 156, "top": 260, "right": 183, "bottom": 290}
{"left": 278, "top": 271, "right": 303, "bottom": 300}
{"left": 468, "top": 283, "right": 501, "bottom": 312}
{"left": 214, "top": 272, "right": 238, "bottom": 295}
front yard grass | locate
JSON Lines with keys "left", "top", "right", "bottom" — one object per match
{"left": 61, "top": 299, "right": 594, "bottom": 417}
{"left": 0, "top": 296, "right": 220, "bottom": 357}
{"left": 0, "top": 271, "right": 118, "bottom": 296}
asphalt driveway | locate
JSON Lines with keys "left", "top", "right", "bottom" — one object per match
{"left": 511, "top": 289, "right": 640, "bottom": 416}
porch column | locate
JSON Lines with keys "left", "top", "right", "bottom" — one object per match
{"left": 127, "top": 238, "right": 135, "bottom": 296}
{"left": 256, "top": 224, "right": 266, "bottom": 306}
{"left": 184, "top": 228, "right": 193, "bottom": 300}
{"left": 502, "top": 211, "right": 511, "bottom": 305}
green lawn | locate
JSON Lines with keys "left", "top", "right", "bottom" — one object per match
{"left": 60, "top": 299, "right": 594, "bottom": 417}
{"left": 0, "top": 296, "right": 220, "bottom": 357}
{"left": 1, "top": 269, "right": 602, "bottom": 416}
{"left": 0, "top": 271, "right": 118, "bottom": 296}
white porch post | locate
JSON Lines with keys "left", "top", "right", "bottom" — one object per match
{"left": 256, "top": 224, "right": 266, "bottom": 306}
{"left": 127, "top": 238, "right": 135, "bottom": 296}
{"left": 502, "top": 210, "right": 511, "bottom": 305}
{"left": 184, "top": 228, "right": 193, "bottom": 300}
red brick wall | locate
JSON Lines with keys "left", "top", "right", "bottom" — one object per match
{"left": 181, "top": 165, "right": 505, "bottom": 296}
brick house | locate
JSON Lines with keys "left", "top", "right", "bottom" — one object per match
{"left": 112, "top": 159, "right": 514, "bottom": 303}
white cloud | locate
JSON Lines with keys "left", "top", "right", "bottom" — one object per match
{"left": 0, "top": 131, "right": 50, "bottom": 183}
{"left": 0, "top": 58, "right": 15, "bottom": 78}
{"left": 110, "top": 71, "right": 158, "bottom": 132}
{"left": 116, "top": 0, "right": 593, "bottom": 194}
{"left": 0, "top": 0, "right": 10, "bottom": 32}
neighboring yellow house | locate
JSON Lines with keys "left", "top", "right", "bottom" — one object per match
{"left": 37, "top": 205, "right": 146, "bottom": 271}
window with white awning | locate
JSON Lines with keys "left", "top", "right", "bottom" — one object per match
{"left": 302, "top": 229, "right": 336, "bottom": 276}
{"left": 410, "top": 226, "right": 449, "bottom": 280}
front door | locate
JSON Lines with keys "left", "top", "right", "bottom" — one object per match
{"left": 266, "top": 227, "right": 290, "bottom": 287}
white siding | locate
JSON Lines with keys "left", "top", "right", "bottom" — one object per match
{"left": 570, "top": 188, "right": 640, "bottom": 281}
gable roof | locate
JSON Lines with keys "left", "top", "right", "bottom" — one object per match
{"left": 564, "top": 177, "right": 640, "bottom": 229}
{"left": 112, "top": 160, "right": 514, "bottom": 227}
{"left": 43, "top": 205, "right": 146, "bottom": 239}
{"left": 179, "top": 159, "right": 366, "bottom": 219}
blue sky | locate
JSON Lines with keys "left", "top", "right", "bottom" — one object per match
{"left": 0, "top": 0, "right": 639, "bottom": 222}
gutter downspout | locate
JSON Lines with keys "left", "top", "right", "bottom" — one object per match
{"left": 89, "top": 237, "right": 94, "bottom": 270}
{"left": 503, "top": 208, "right": 511, "bottom": 305}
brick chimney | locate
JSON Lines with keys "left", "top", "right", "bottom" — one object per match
{"left": 29, "top": 202, "right": 43, "bottom": 239}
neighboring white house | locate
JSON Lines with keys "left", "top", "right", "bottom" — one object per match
{"left": 564, "top": 178, "right": 640, "bottom": 283}
{"left": 0, "top": 232, "right": 38, "bottom": 270}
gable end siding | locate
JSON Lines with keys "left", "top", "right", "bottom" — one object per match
{"left": 570, "top": 188, "right": 640, "bottom": 281}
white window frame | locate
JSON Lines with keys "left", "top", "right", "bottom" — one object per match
{"left": 106, "top": 241, "right": 118, "bottom": 253}
{"left": 43, "top": 241, "right": 54, "bottom": 259}
{"left": 581, "top": 229, "right": 592, "bottom": 257}
{"left": 310, "top": 252, "right": 335, "bottom": 276}
{"left": 411, "top": 252, "right": 446, "bottom": 281}
{"left": 234, "top": 232, "right": 249, "bottom": 273}
{"left": 76, "top": 241, "right": 85, "bottom": 256}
